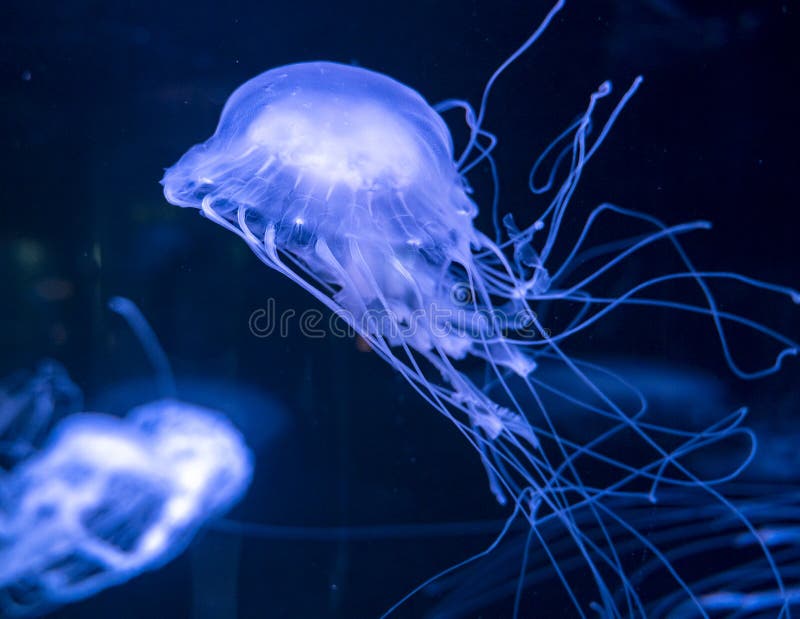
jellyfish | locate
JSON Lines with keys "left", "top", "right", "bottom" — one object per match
{"left": 0, "top": 360, "right": 82, "bottom": 464}
{"left": 161, "top": 0, "right": 798, "bottom": 615}
{"left": 0, "top": 299, "right": 254, "bottom": 617}
{"left": 0, "top": 398, "right": 253, "bottom": 617}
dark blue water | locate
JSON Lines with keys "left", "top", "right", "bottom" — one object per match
{"left": 1, "top": 1, "right": 798, "bottom": 617}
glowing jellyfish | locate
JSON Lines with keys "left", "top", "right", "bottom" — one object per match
{"left": 162, "top": 1, "right": 798, "bottom": 615}
{"left": 0, "top": 400, "right": 252, "bottom": 617}
{"left": 0, "top": 299, "right": 254, "bottom": 617}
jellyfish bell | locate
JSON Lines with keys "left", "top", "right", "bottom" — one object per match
{"left": 162, "top": 61, "right": 484, "bottom": 360}
{"left": 163, "top": 61, "right": 476, "bottom": 249}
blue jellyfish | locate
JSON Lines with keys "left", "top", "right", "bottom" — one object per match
{"left": 0, "top": 398, "right": 252, "bottom": 617}
{"left": 0, "top": 360, "right": 82, "bottom": 464}
{"left": 0, "top": 299, "right": 254, "bottom": 617}
{"left": 161, "top": 0, "right": 798, "bottom": 615}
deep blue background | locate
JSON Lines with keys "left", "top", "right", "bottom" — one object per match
{"left": 1, "top": 1, "right": 798, "bottom": 617}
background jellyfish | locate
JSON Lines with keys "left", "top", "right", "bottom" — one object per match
{"left": 161, "top": 0, "right": 798, "bottom": 615}
{"left": 0, "top": 299, "right": 255, "bottom": 617}
{"left": 0, "top": 398, "right": 253, "bottom": 617}
{"left": 0, "top": 360, "right": 82, "bottom": 465}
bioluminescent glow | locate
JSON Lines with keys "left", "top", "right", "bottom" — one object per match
{"left": 161, "top": 1, "right": 798, "bottom": 615}
{"left": 0, "top": 401, "right": 252, "bottom": 617}
{"left": 0, "top": 299, "right": 254, "bottom": 617}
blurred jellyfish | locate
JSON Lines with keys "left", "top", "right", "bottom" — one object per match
{"left": 161, "top": 0, "right": 798, "bottom": 615}
{"left": 0, "top": 298, "right": 254, "bottom": 617}
{"left": 0, "top": 360, "right": 82, "bottom": 464}
{"left": 0, "top": 400, "right": 252, "bottom": 617}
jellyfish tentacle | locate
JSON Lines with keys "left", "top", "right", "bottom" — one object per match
{"left": 457, "top": 0, "right": 566, "bottom": 170}
{"left": 108, "top": 296, "right": 177, "bottom": 399}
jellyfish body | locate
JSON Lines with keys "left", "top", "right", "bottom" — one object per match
{"left": 0, "top": 298, "right": 256, "bottom": 616}
{"left": 0, "top": 397, "right": 252, "bottom": 617}
{"left": 163, "top": 61, "right": 546, "bottom": 467}
{"left": 162, "top": 3, "right": 799, "bottom": 615}
{"left": 164, "top": 61, "right": 484, "bottom": 362}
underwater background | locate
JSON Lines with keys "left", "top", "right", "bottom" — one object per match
{"left": 1, "top": 0, "right": 799, "bottom": 617}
